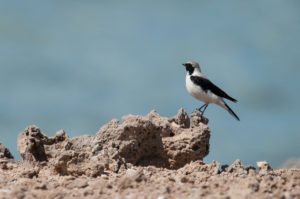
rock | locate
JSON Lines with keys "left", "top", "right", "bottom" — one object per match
{"left": 257, "top": 161, "right": 273, "bottom": 174}
{"left": 0, "top": 142, "right": 14, "bottom": 159}
{"left": 1, "top": 109, "right": 299, "bottom": 199}
{"left": 118, "top": 168, "right": 146, "bottom": 190}
{"left": 221, "top": 159, "right": 256, "bottom": 176}
{"left": 66, "top": 177, "right": 89, "bottom": 189}
{"left": 15, "top": 109, "right": 210, "bottom": 177}
{"left": 191, "top": 110, "right": 209, "bottom": 126}
{"left": 225, "top": 159, "right": 247, "bottom": 175}
{"left": 93, "top": 108, "right": 210, "bottom": 169}
{"left": 17, "top": 126, "right": 49, "bottom": 162}
{"left": 169, "top": 108, "right": 190, "bottom": 128}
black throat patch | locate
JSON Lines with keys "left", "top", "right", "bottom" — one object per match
{"left": 185, "top": 64, "right": 194, "bottom": 75}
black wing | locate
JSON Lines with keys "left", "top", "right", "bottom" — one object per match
{"left": 190, "top": 76, "right": 237, "bottom": 102}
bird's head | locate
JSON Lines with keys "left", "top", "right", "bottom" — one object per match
{"left": 182, "top": 61, "right": 201, "bottom": 75}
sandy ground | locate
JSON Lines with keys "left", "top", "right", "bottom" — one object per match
{"left": 0, "top": 109, "right": 299, "bottom": 199}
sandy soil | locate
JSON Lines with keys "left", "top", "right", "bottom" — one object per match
{"left": 0, "top": 109, "right": 299, "bottom": 199}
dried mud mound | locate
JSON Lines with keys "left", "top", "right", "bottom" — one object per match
{"left": 0, "top": 143, "right": 14, "bottom": 159}
{"left": 16, "top": 108, "right": 209, "bottom": 175}
{"left": 0, "top": 109, "right": 300, "bottom": 199}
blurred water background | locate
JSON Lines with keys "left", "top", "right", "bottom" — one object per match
{"left": 1, "top": 0, "right": 300, "bottom": 168}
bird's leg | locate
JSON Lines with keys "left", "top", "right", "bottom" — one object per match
{"left": 197, "top": 104, "right": 207, "bottom": 112}
{"left": 201, "top": 104, "right": 209, "bottom": 116}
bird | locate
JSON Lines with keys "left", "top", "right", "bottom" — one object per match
{"left": 182, "top": 61, "right": 240, "bottom": 120}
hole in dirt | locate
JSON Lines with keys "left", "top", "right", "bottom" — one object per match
{"left": 192, "top": 144, "right": 199, "bottom": 151}
{"left": 136, "top": 155, "right": 170, "bottom": 168}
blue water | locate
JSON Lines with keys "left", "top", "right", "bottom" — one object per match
{"left": 1, "top": 1, "right": 300, "bottom": 168}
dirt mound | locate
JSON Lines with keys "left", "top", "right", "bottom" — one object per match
{"left": 0, "top": 143, "right": 14, "bottom": 160}
{"left": 0, "top": 109, "right": 299, "bottom": 199}
{"left": 15, "top": 108, "right": 209, "bottom": 176}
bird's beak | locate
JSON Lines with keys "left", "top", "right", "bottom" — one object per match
{"left": 182, "top": 63, "right": 186, "bottom": 67}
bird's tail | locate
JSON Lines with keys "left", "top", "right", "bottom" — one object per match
{"left": 224, "top": 103, "right": 240, "bottom": 121}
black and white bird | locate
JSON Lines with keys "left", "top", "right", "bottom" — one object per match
{"left": 182, "top": 61, "right": 240, "bottom": 120}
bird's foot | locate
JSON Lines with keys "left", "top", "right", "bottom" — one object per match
{"left": 197, "top": 104, "right": 207, "bottom": 112}
{"left": 197, "top": 104, "right": 208, "bottom": 116}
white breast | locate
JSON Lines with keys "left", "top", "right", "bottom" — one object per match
{"left": 185, "top": 74, "right": 222, "bottom": 105}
